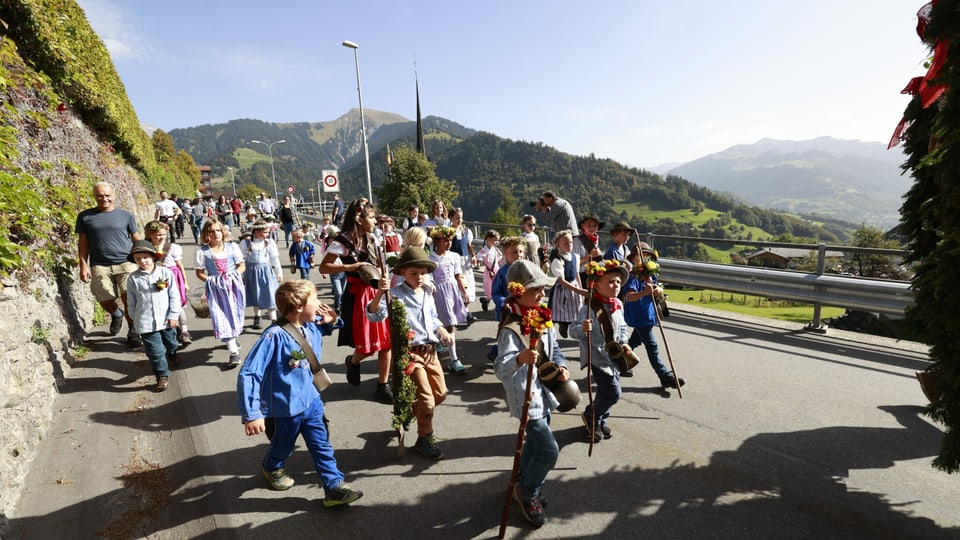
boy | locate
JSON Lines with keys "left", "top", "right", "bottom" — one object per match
{"left": 494, "top": 259, "right": 571, "bottom": 528}
{"left": 289, "top": 229, "right": 316, "bottom": 280}
{"left": 573, "top": 213, "right": 605, "bottom": 284}
{"left": 603, "top": 221, "right": 633, "bottom": 268}
{"left": 624, "top": 244, "right": 686, "bottom": 390}
{"left": 366, "top": 246, "right": 454, "bottom": 459}
{"left": 126, "top": 240, "right": 180, "bottom": 390}
{"left": 488, "top": 236, "right": 526, "bottom": 363}
{"left": 570, "top": 259, "right": 631, "bottom": 442}
{"left": 237, "top": 279, "right": 362, "bottom": 507}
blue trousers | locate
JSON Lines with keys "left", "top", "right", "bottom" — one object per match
{"left": 584, "top": 366, "right": 621, "bottom": 428}
{"left": 140, "top": 327, "right": 178, "bottom": 379}
{"left": 263, "top": 396, "right": 344, "bottom": 492}
{"left": 297, "top": 267, "right": 311, "bottom": 279}
{"left": 330, "top": 272, "right": 345, "bottom": 310}
{"left": 517, "top": 413, "right": 558, "bottom": 500}
{"left": 628, "top": 325, "right": 670, "bottom": 381}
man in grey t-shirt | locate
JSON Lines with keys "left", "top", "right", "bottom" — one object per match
{"left": 76, "top": 182, "right": 142, "bottom": 347}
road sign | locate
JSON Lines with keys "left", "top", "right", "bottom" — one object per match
{"left": 322, "top": 169, "right": 340, "bottom": 192}
{"left": 287, "top": 185, "right": 295, "bottom": 193}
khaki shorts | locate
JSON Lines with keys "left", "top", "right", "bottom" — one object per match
{"left": 90, "top": 262, "right": 138, "bottom": 302}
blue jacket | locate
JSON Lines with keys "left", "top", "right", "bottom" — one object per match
{"left": 494, "top": 321, "right": 567, "bottom": 420}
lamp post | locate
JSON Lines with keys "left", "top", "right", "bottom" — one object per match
{"left": 342, "top": 40, "right": 373, "bottom": 203}
{"left": 309, "top": 188, "right": 315, "bottom": 207}
{"left": 227, "top": 166, "right": 236, "bottom": 198}
{"left": 250, "top": 139, "right": 285, "bottom": 201}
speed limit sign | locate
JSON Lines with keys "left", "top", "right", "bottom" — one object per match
{"left": 322, "top": 169, "right": 340, "bottom": 192}
{"left": 287, "top": 185, "right": 295, "bottom": 193}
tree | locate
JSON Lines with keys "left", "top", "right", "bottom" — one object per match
{"left": 488, "top": 186, "right": 523, "bottom": 235}
{"left": 897, "top": 2, "right": 960, "bottom": 473}
{"left": 152, "top": 129, "right": 176, "bottom": 161}
{"left": 843, "top": 224, "right": 907, "bottom": 279}
{"left": 376, "top": 144, "right": 457, "bottom": 217}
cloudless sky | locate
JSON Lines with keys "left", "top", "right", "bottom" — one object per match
{"left": 76, "top": 0, "right": 930, "bottom": 168}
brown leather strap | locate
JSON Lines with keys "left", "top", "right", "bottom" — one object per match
{"left": 281, "top": 322, "right": 322, "bottom": 375}
{"left": 589, "top": 297, "right": 616, "bottom": 344}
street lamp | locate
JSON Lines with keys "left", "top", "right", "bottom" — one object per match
{"left": 227, "top": 166, "right": 236, "bottom": 197}
{"left": 342, "top": 39, "right": 373, "bottom": 203}
{"left": 250, "top": 139, "right": 285, "bottom": 201}
{"left": 309, "top": 188, "right": 315, "bottom": 206}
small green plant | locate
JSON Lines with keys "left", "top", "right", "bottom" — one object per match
{"left": 72, "top": 344, "right": 90, "bottom": 359}
{"left": 92, "top": 303, "right": 108, "bottom": 326}
{"left": 31, "top": 324, "right": 50, "bottom": 344}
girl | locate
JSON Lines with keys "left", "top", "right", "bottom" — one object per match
{"left": 319, "top": 199, "right": 393, "bottom": 404}
{"left": 428, "top": 226, "right": 470, "bottom": 375}
{"left": 422, "top": 199, "right": 450, "bottom": 234}
{"left": 195, "top": 219, "right": 246, "bottom": 366}
{"left": 476, "top": 229, "right": 502, "bottom": 312}
{"left": 448, "top": 208, "right": 477, "bottom": 313}
{"left": 144, "top": 220, "right": 192, "bottom": 345}
{"left": 241, "top": 219, "right": 283, "bottom": 330}
{"left": 547, "top": 229, "right": 585, "bottom": 338}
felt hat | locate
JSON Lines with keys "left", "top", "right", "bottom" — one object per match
{"left": 608, "top": 221, "right": 633, "bottom": 234}
{"left": 629, "top": 242, "right": 655, "bottom": 257}
{"left": 585, "top": 259, "right": 629, "bottom": 283}
{"left": 128, "top": 240, "right": 158, "bottom": 263}
{"left": 506, "top": 259, "right": 556, "bottom": 293}
{"left": 578, "top": 213, "right": 605, "bottom": 230}
{"left": 391, "top": 246, "right": 437, "bottom": 274}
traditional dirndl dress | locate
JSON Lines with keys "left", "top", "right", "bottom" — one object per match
{"left": 430, "top": 250, "right": 468, "bottom": 326}
{"left": 331, "top": 234, "right": 390, "bottom": 355}
{"left": 159, "top": 242, "right": 188, "bottom": 306}
{"left": 548, "top": 252, "right": 583, "bottom": 324}
{"left": 241, "top": 238, "right": 278, "bottom": 309}
{"left": 451, "top": 228, "right": 476, "bottom": 303}
{"left": 199, "top": 244, "right": 245, "bottom": 341}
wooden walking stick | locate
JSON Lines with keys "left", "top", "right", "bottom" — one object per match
{"left": 586, "top": 282, "right": 597, "bottom": 457}
{"left": 498, "top": 305, "right": 550, "bottom": 539}
{"left": 632, "top": 230, "right": 682, "bottom": 398}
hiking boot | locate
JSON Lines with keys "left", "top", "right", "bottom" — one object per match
{"left": 156, "top": 377, "right": 169, "bottom": 391}
{"left": 228, "top": 352, "right": 241, "bottom": 368}
{"left": 414, "top": 433, "right": 443, "bottom": 460}
{"left": 168, "top": 353, "right": 180, "bottom": 368}
{"left": 661, "top": 372, "right": 686, "bottom": 390}
{"left": 480, "top": 298, "right": 489, "bottom": 312}
{"left": 323, "top": 482, "right": 363, "bottom": 507}
{"left": 345, "top": 355, "right": 360, "bottom": 386}
{"left": 251, "top": 315, "right": 262, "bottom": 330}
{"left": 109, "top": 312, "right": 124, "bottom": 335}
{"left": 446, "top": 359, "right": 467, "bottom": 375}
{"left": 262, "top": 466, "right": 294, "bottom": 491}
{"left": 513, "top": 484, "right": 547, "bottom": 528}
{"left": 621, "top": 369, "right": 634, "bottom": 377}
{"left": 581, "top": 412, "right": 602, "bottom": 443}
{"left": 179, "top": 331, "right": 193, "bottom": 346}
{"left": 600, "top": 424, "right": 613, "bottom": 439}
{"left": 375, "top": 383, "right": 394, "bottom": 404}
{"left": 126, "top": 331, "right": 142, "bottom": 348}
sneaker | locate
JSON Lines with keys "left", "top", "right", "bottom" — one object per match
{"left": 375, "top": 383, "right": 394, "bottom": 404}
{"left": 538, "top": 492, "right": 549, "bottom": 509}
{"left": 486, "top": 349, "right": 497, "bottom": 366}
{"left": 581, "top": 412, "right": 602, "bottom": 443}
{"left": 446, "top": 359, "right": 467, "bottom": 375}
{"left": 126, "top": 331, "right": 141, "bottom": 348}
{"left": 109, "top": 312, "right": 124, "bottom": 335}
{"left": 661, "top": 372, "right": 686, "bottom": 390}
{"left": 323, "top": 482, "right": 363, "bottom": 507}
{"left": 465, "top": 314, "right": 478, "bottom": 326}
{"left": 480, "top": 298, "right": 489, "bottom": 312}
{"left": 262, "top": 466, "right": 295, "bottom": 491}
{"left": 600, "top": 424, "right": 613, "bottom": 439}
{"left": 513, "top": 484, "right": 546, "bottom": 528}
{"left": 228, "top": 352, "right": 241, "bottom": 368}
{"left": 251, "top": 315, "right": 262, "bottom": 330}
{"left": 345, "top": 355, "right": 360, "bottom": 386}
{"left": 414, "top": 433, "right": 443, "bottom": 460}
{"left": 156, "top": 377, "right": 169, "bottom": 391}
{"left": 621, "top": 369, "right": 634, "bottom": 377}
{"left": 179, "top": 331, "right": 193, "bottom": 346}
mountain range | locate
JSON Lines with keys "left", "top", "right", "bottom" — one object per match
{"left": 168, "top": 110, "right": 909, "bottom": 237}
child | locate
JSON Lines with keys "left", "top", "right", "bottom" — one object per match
{"left": 490, "top": 236, "right": 525, "bottom": 322}
{"left": 319, "top": 198, "right": 393, "bottom": 404}
{"left": 449, "top": 207, "right": 477, "bottom": 317}
{"left": 289, "top": 229, "right": 316, "bottom": 280}
{"left": 494, "top": 259, "right": 570, "bottom": 528}
{"left": 380, "top": 216, "right": 402, "bottom": 258}
{"left": 322, "top": 224, "right": 346, "bottom": 314}
{"left": 237, "top": 279, "right": 362, "bottom": 507}
{"left": 428, "top": 226, "right": 470, "bottom": 374}
{"left": 624, "top": 243, "right": 686, "bottom": 390}
{"left": 570, "top": 259, "right": 631, "bottom": 442}
{"left": 366, "top": 247, "right": 454, "bottom": 459}
{"left": 127, "top": 240, "right": 180, "bottom": 390}
{"left": 195, "top": 219, "right": 246, "bottom": 366}
{"left": 603, "top": 221, "right": 633, "bottom": 268}
{"left": 144, "top": 220, "right": 192, "bottom": 345}
{"left": 547, "top": 230, "right": 585, "bottom": 338}
{"left": 520, "top": 214, "right": 541, "bottom": 266}
{"left": 241, "top": 219, "right": 284, "bottom": 330}
{"left": 476, "top": 230, "right": 502, "bottom": 312}
{"left": 241, "top": 208, "right": 259, "bottom": 236}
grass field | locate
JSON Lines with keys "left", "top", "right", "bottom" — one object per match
{"left": 664, "top": 287, "right": 846, "bottom": 325}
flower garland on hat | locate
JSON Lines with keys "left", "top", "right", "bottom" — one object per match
{"left": 585, "top": 259, "right": 626, "bottom": 279}
{"left": 507, "top": 281, "right": 526, "bottom": 298}
{"left": 429, "top": 225, "right": 456, "bottom": 240}
{"left": 635, "top": 259, "right": 661, "bottom": 279}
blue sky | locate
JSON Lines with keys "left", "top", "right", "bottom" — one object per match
{"left": 77, "top": 0, "right": 929, "bottom": 168}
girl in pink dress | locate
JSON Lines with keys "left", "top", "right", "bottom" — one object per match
{"left": 429, "top": 226, "right": 469, "bottom": 375}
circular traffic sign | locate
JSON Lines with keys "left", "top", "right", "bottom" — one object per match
{"left": 287, "top": 185, "right": 295, "bottom": 193}
{"left": 323, "top": 174, "right": 338, "bottom": 188}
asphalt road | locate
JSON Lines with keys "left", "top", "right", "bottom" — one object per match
{"left": 8, "top": 238, "right": 957, "bottom": 539}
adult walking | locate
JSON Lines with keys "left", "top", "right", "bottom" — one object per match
{"left": 76, "top": 182, "right": 142, "bottom": 347}
{"left": 331, "top": 194, "right": 344, "bottom": 226}
{"left": 154, "top": 190, "right": 181, "bottom": 237}
{"left": 279, "top": 195, "right": 298, "bottom": 247}
{"left": 258, "top": 192, "right": 277, "bottom": 218}
{"left": 535, "top": 190, "right": 578, "bottom": 237}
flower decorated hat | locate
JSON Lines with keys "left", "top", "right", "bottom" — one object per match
{"left": 251, "top": 218, "right": 271, "bottom": 231}
{"left": 429, "top": 225, "right": 456, "bottom": 240}
{"left": 128, "top": 240, "right": 159, "bottom": 263}
{"left": 506, "top": 259, "right": 556, "bottom": 297}
{"left": 392, "top": 246, "right": 437, "bottom": 274}
{"left": 584, "top": 259, "right": 629, "bottom": 283}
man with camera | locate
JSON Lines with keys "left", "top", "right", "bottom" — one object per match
{"left": 533, "top": 190, "right": 578, "bottom": 237}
